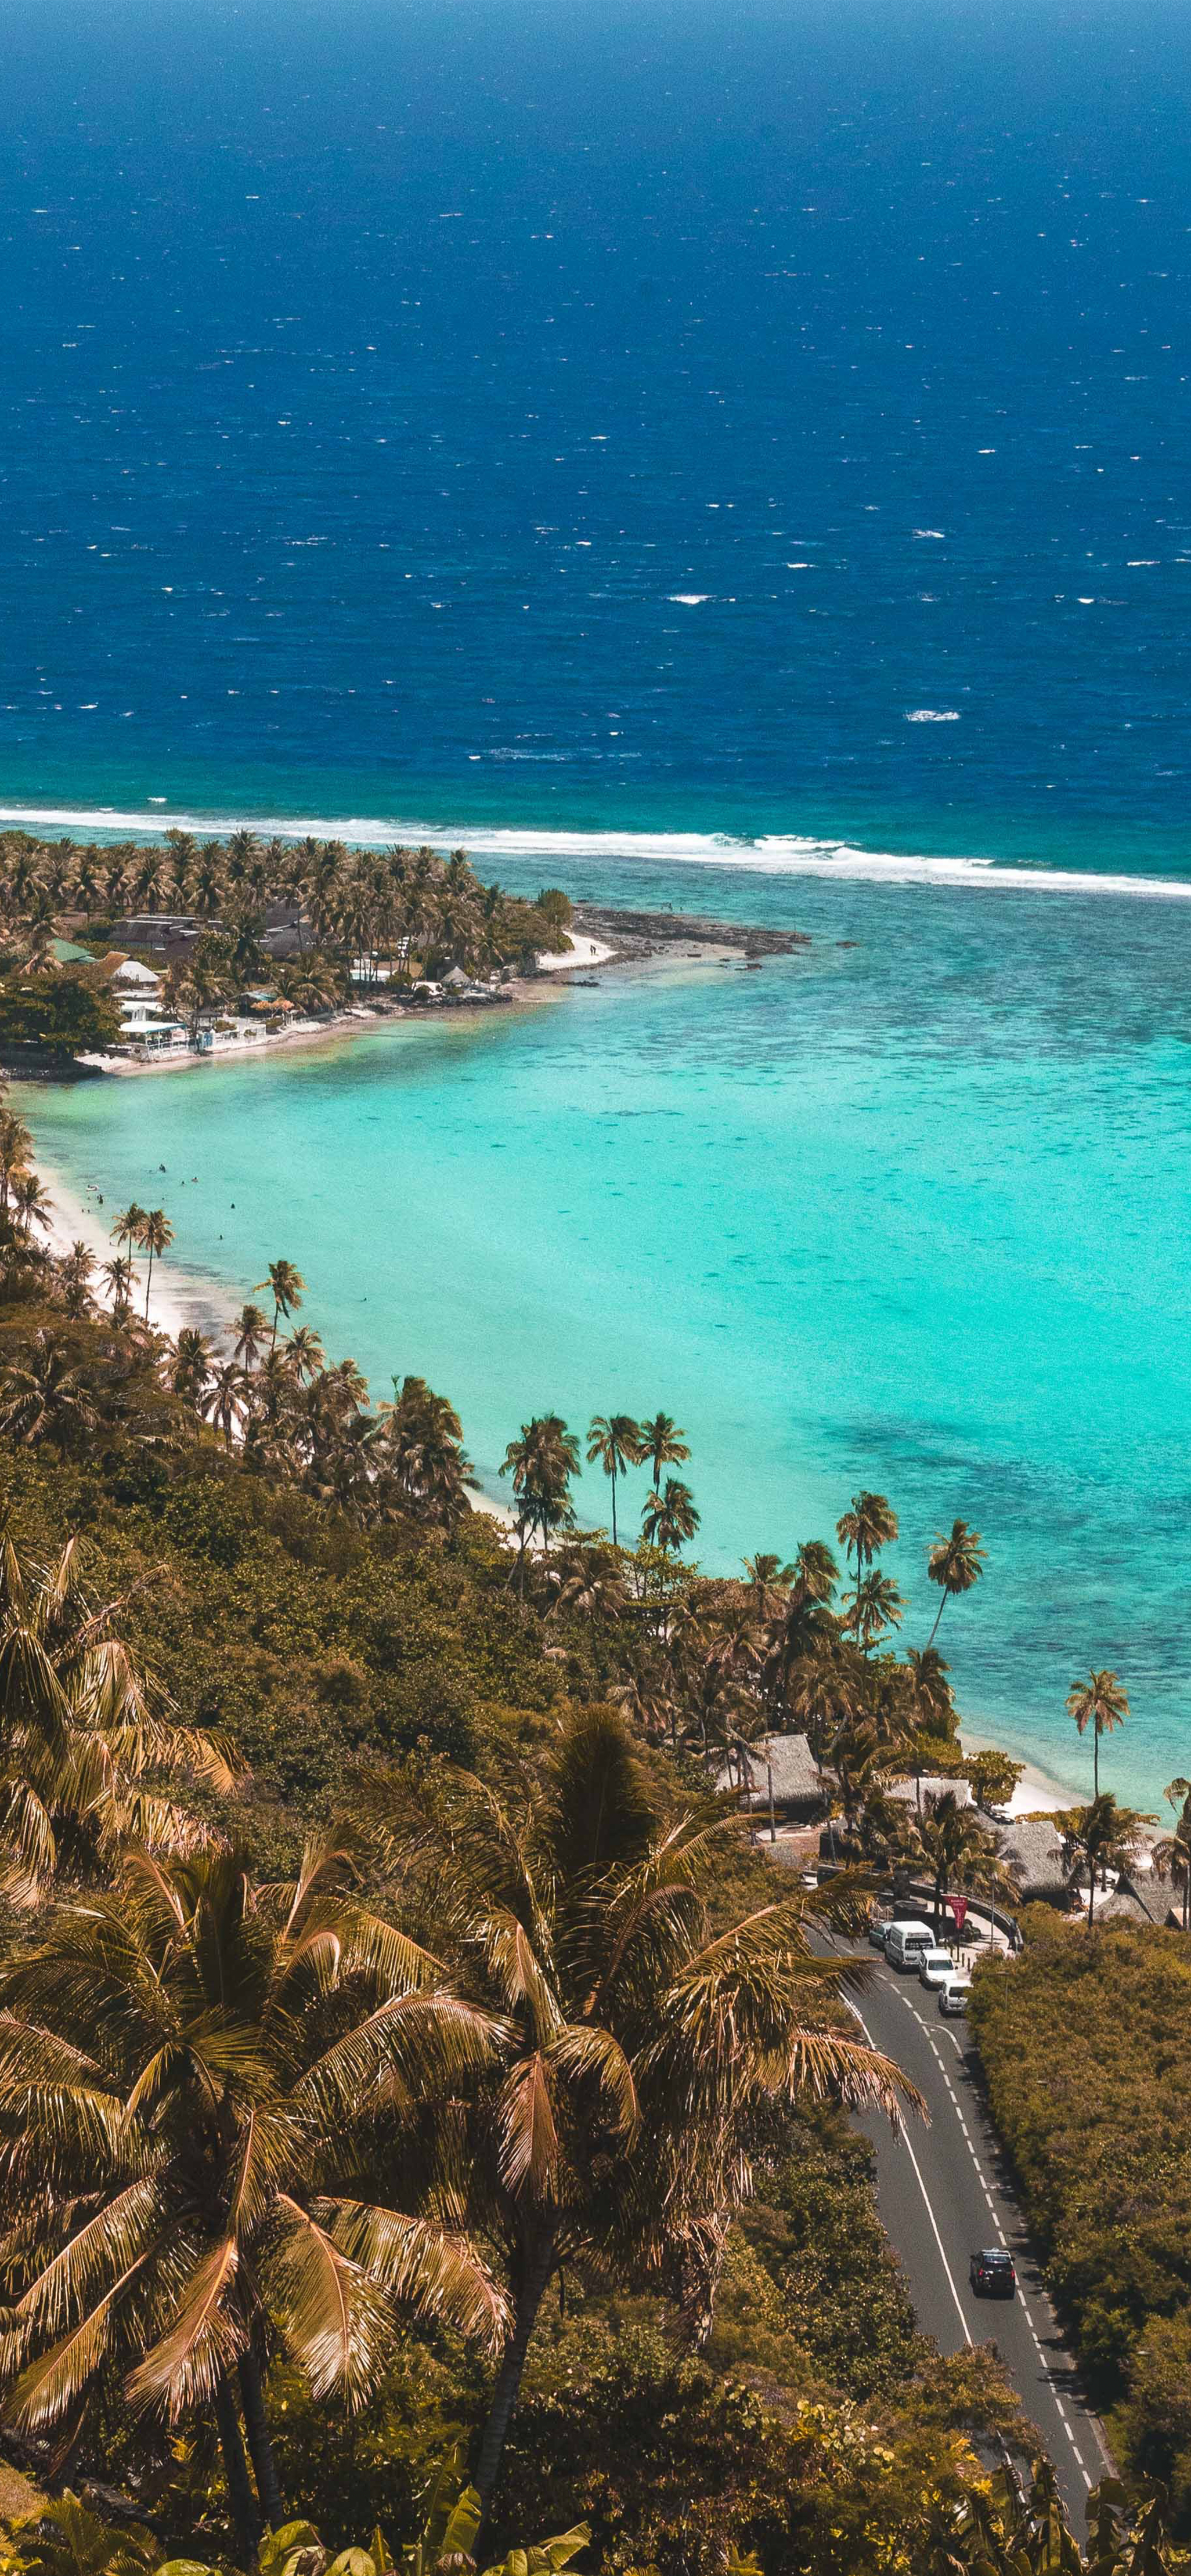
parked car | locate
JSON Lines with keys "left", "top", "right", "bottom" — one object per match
{"left": 868, "top": 1915, "right": 893, "bottom": 1949}
{"left": 939, "top": 1975, "right": 972, "bottom": 2017}
{"left": 919, "top": 1946, "right": 958, "bottom": 1989}
{"left": 884, "top": 1920, "right": 934, "bottom": 1971}
{"left": 970, "top": 2248, "right": 1016, "bottom": 2298}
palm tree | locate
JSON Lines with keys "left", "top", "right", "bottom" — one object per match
{"left": 364, "top": 1706, "right": 918, "bottom": 2524}
{"left": 835, "top": 1492, "right": 898, "bottom": 1589}
{"left": 844, "top": 1568, "right": 904, "bottom": 1655}
{"left": 0, "top": 1841, "right": 504, "bottom": 2560}
{"left": 12, "top": 1171, "right": 54, "bottom": 1241}
{"left": 925, "top": 1519, "right": 987, "bottom": 1646}
{"left": 585, "top": 1414, "right": 641, "bottom": 1547}
{"left": 500, "top": 1415, "right": 580, "bottom": 1566}
{"left": 285, "top": 1323, "right": 325, "bottom": 1381}
{"left": 637, "top": 1412, "right": 690, "bottom": 1494}
{"left": 0, "top": 1531, "right": 237, "bottom": 1898}
{"left": 378, "top": 1376, "right": 475, "bottom": 1532}
{"left": 640, "top": 1476, "right": 700, "bottom": 1557}
{"left": 100, "top": 1254, "right": 136, "bottom": 1320}
{"left": 1067, "top": 1669, "right": 1129, "bottom": 1799}
{"left": 0, "top": 1110, "right": 32, "bottom": 1215}
{"left": 914, "top": 1789, "right": 1017, "bottom": 1938}
{"left": 56, "top": 1240, "right": 95, "bottom": 1318}
{"left": 1058, "top": 1793, "right": 1154, "bottom": 1927}
{"left": 255, "top": 1257, "right": 306, "bottom": 1352}
{"left": 139, "top": 1206, "right": 174, "bottom": 1320}
{"left": 111, "top": 1201, "right": 149, "bottom": 1260}
{"left": 205, "top": 1359, "right": 248, "bottom": 1445}
{"left": 1154, "top": 1778, "right": 1191, "bottom": 1931}
{"left": 233, "top": 1301, "right": 270, "bottom": 1371}
{"left": 168, "top": 1326, "right": 214, "bottom": 1409}
{"left": 0, "top": 1334, "right": 98, "bottom": 1454}
{"left": 904, "top": 1644, "right": 955, "bottom": 1808}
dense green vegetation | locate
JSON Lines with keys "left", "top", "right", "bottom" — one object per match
{"left": 0, "top": 832, "right": 575, "bottom": 1059}
{"left": 0, "top": 1091, "right": 1062, "bottom": 2571}
{"left": 970, "top": 1910, "right": 1191, "bottom": 2522}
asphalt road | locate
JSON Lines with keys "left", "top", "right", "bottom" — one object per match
{"left": 831, "top": 1933, "right": 1110, "bottom": 2527}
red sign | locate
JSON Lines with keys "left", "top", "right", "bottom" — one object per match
{"left": 948, "top": 1894, "right": 969, "bottom": 1931}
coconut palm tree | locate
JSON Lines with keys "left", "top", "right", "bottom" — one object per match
{"left": 111, "top": 1202, "right": 149, "bottom": 1260}
{"left": 903, "top": 1644, "right": 955, "bottom": 1808}
{"left": 638, "top": 1412, "right": 690, "bottom": 1495}
{"left": 584, "top": 1414, "right": 641, "bottom": 1548}
{"left": 168, "top": 1327, "right": 214, "bottom": 1410}
{"left": 364, "top": 1705, "right": 918, "bottom": 2525}
{"left": 12, "top": 1171, "right": 54, "bottom": 1242}
{"left": 205, "top": 1359, "right": 248, "bottom": 1446}
{"left": 233, "top": 1302, "right": 270, "bottom": 1372}
{"left": 914, "top": 1789, "right": 1017, "bottom": 1938}
{"left": 284, "top": 1324, "right": 325, "bottom": 1383}
{"left": 255, "top": 1258, "right": 306, "bottom": 1352}
{"left": 377, "top": 1376, "right": 475, "bottom": 1532}
{"left": 1154, "top": 1778, "right": 1191, "bottom": 1931}
{"left": 835, "top": 1492, "right": 898, "bottom": 1589}
{"left": 0, "top": 1841, "right": 504, "bottom": 2560}
{"left": 925, "top": 1519, "right": 987, "bottom": 1646}
{"left": 640, "top": 1477, "right": 700, "bottom": 1557}
{"left": 139, "top": 1207, "right": 174, "bottom": 1320}
{"left": 500, "top": 1416, "right": 580, "bottom": 1566}
{"left": 1067, "top": 1669, "right": 1129, "bottom": 1799}
{"left": 56, "top": 1240, "right": 95, "bottom": 1318}
{"left": 844, "top": 1568, "right": 904, "bottom": 1655}
{"left": 0, "top": 1110, "right": 32, "bottom": 1215}
{"left": 100, "top": 1254, "right": 137, "bottom": 1321}
{"left": 0, "top": 1530, "right": 237, "bottom": 1898}
{"left": 0, "top": 1335, "right": 98, "bottom": 1455}
{"left": 1058, "top": 1793, "right": 1154, "bottom": 1927}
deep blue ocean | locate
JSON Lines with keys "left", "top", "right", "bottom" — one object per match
{"left": 9, "top": 2, "right": 1191, "bottom": 1801}
{"left": 3, "top": 0, "right": 1191, "bottom": 870}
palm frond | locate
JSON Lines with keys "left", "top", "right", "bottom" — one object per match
{"left": 124, "top": 2238, "right": 243, "bottom": 2416}
{"left": 497, "top": 2051, "right": 561, "bottom": 2199}
{"left": 265, "top": 2196, "right": 394, "bottom": 2403}
{"left": 319, "top": 2199, "right": 507, "bottom": 2348}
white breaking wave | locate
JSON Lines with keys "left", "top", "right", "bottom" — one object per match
{"left": 905, "top": 708, "right": 961, "bottom": 723}
{"left": 0, "top": 798, "right": 1190, "bottom": 900}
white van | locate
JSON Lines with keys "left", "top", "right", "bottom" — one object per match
{"left": 884, "top": 1920, "right": 934, "bottom": 1971}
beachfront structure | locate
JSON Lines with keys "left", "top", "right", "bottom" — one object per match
{"left": 717, "top": 1733, "right": 824, "bottom": 1820}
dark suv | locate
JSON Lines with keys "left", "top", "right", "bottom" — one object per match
{"left": 970, "top": 2248, "right": 1016, "bottom": 2298}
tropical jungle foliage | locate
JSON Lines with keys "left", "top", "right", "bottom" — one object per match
{"left": 0, "top": 1068, "right": 1160, "bottom": 2574}
{"left": 970, "top": 1909, "right": 1191, "bottom": 2525}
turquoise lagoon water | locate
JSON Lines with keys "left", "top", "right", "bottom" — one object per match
{"left": 16, "top": 852, "right": 1191, "bottom": 1809}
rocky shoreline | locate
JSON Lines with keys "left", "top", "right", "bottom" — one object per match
{"left": 570, "top": 902, "right": 807, "bottom": 962}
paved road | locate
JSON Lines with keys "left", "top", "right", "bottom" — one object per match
{"left": 830, "top": 1933, "right": 1109, "bottom": 2527}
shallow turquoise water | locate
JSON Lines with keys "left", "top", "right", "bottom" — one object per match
{"left": 17, "top": 857, "right": 1191, "bottom": 1807}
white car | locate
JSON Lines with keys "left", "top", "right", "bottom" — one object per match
{"left": 939, "top": 1975, "right": 972, "bottom": 2017}
{"left": 918, "top": 1947, "right": 958, "bottom": 1989}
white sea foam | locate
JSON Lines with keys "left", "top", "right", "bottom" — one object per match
{"left": 905, "top": 708, "right": 961, "bottom": 722}
{"left": 2, "top": 799, "right": 1190, "bottom": 900}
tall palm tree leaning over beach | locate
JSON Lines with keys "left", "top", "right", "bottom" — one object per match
{"left": 139, "top": 1207, "right": 174, "bottom": 1322}
{"left": 925, "top": 1518, "right": 987, "bottom": 1646}
{"left": 585, "top": 1413, "right": 642, "bottom": 1547}
{"left": 638, "top": 1411, "right": 690, "bottom": 1494}
{"left": 256, "top": 1257, "right": 306, "bottom": 1352}
{"left": 1067, "top": 1667, "right": 1129, "bottom": 1799}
